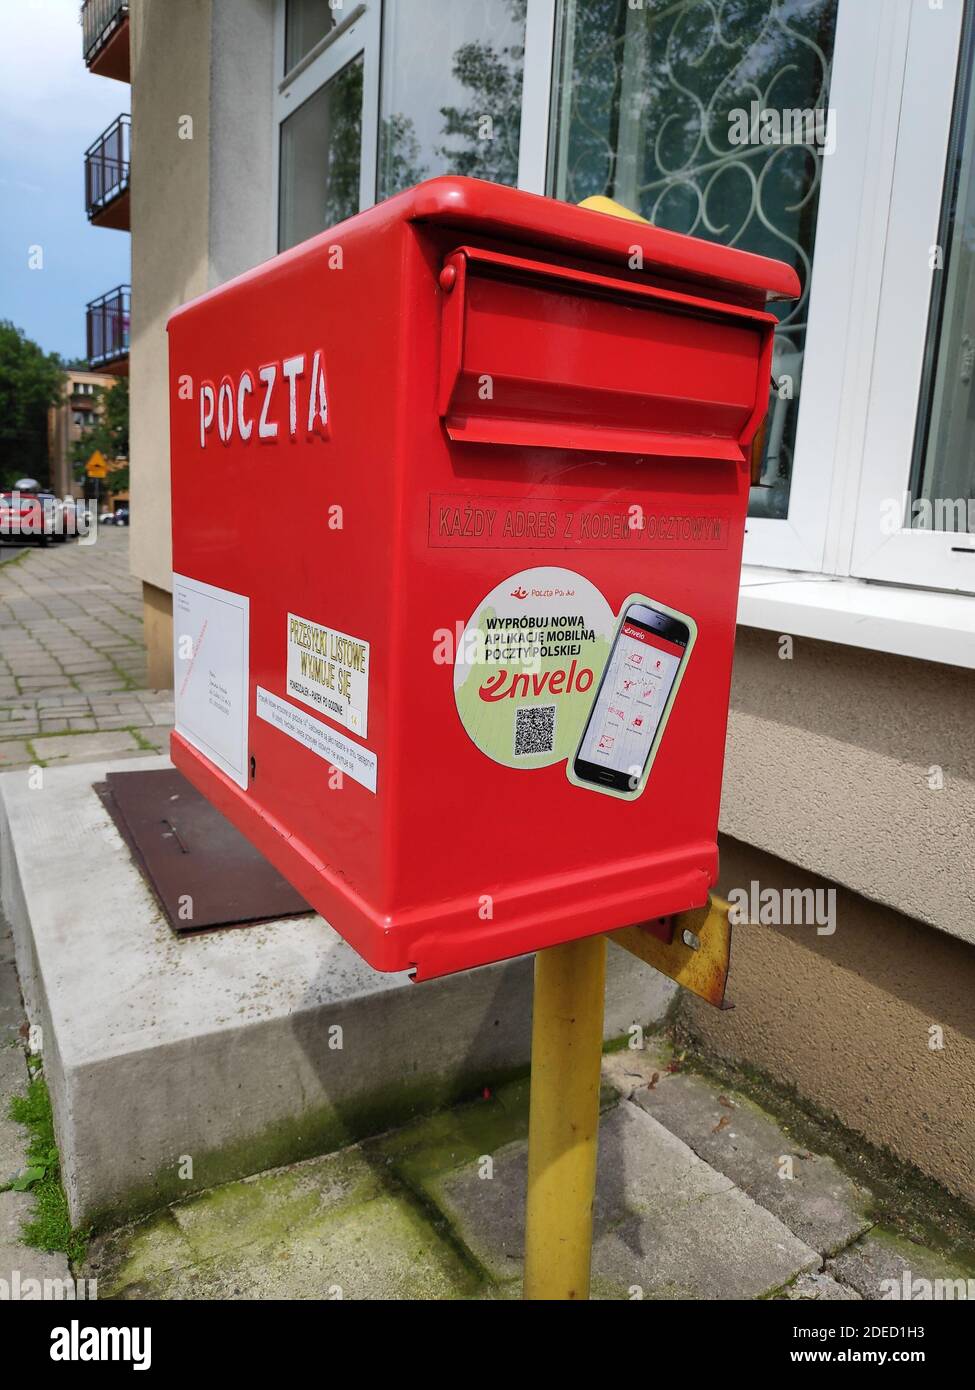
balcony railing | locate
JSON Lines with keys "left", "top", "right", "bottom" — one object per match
{"left": 85, "top": 114, "right": 130, "bottom": 226}
{"left": 86, "top": 285, "right": 131, "bottom": 371}
{"left": 81, "top": 0, "right": 129, "bottom": 79}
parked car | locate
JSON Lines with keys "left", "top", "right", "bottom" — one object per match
{"left": 113, "top": 506, "right": 129, "bottom": 526}
{"left": 0, "top": 491, "right": 65, "bottom": 545}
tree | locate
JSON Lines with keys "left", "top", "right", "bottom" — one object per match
{"left": 0, "top": 321, "right": 65, "bottom": 489}
{"left": 70, "top": 376, "right": 129, "bottom": 496}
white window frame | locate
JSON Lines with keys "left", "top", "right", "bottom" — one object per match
{"left": 273, "top": 0, "right": 382, "bottom": 250}
{"left": 849, "top": 0, "right": 973, "bottom": 594}
{"left": 518, "top": 0, "right": 557, "bottom": 194}
{"left": 741, "top": 0, "right": 909, "bottom": 573}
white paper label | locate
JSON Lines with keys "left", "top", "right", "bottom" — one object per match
{"left": 256, "top": 687, "right": 377, "bottom": 793}
{"left": 173, "top": 574, "right": 249, "bottom": 790}
{"left": 286, "top": 613, "right": 369, "bottom": 737}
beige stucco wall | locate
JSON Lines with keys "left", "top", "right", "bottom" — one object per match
{"left": 128, "top": 0, "right": 275, "bottom": 689}
{"left": 684, "top": 834, "right": 975, "bottom": 1205}
{"left": 129, "top": 0, "right": 212, "bottom": 597}
{"left": 207, "top": 0, "right": 275, "bottom": 289}
{"left": 723, "top": 628, "right": 975, "bottom": 944}
{"left": 696, "top": 633, "right": 975, "bottom": 1198}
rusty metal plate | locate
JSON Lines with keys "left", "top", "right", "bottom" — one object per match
{"left": 97, "top": 768, "right": 312, "bottom": 933}
{"left": 610, "top": 895, "right": 733, "bottom": 1009}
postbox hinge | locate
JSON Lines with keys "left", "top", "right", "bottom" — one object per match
{"left": 609, "top": 893, "right": 733, "bottom": 1010}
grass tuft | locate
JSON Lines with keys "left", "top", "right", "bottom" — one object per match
{"left": 7, "top": 1070, "right": 89, "bottom": 1265}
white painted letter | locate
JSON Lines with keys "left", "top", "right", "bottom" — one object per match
{"left": 199, "top": 381, "right": 215, "bottom": 447}
{"left": 282, "top": 354, "right": 306, "bottom": 437}
{"left": 258, "top": 364, "right": 278, "bottom": 439}
{"left": 237, "top": 370, "right": 254, "bottom": 440}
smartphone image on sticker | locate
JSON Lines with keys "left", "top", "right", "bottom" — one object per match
{"left": 567, "top": 594, "right": 697, "bottom": 801}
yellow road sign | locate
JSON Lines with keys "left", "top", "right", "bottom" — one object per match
{"left": 86, "top": 450, "right": 108, "bottom": 479}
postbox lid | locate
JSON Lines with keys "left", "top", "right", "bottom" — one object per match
{"left": 398, "top": 177, "right": 800, "bottom": 305}
{"left": 168, "top": 176, "right": 799, "bottom": 335}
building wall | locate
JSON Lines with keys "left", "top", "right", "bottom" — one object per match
{"left": 683, "top": 834, "right": 975, "bottom": 1206}
{"left": 682, "top": 632, "right": 975, "bottom": 1199}
{"left": 722, "top": 630, "right": 975, "bottom": 941}
{"left": 208, "top": 0, "right": 275, "bottom": 289}
{"left": 129, "top": 0, "right": 275, "bottom": 687}
{"left": 129, "top": 0, "right": 214, "bottom": 682}
{"left": 47, "top": 370, "right": 117, "bottom": 497}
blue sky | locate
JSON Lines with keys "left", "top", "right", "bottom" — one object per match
{"left": 0, "top": 0, "right": 130, "bottom": 361}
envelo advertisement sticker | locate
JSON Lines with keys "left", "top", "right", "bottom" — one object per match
{"left": 453, "top": 567, "right": 612, "bottom": 769}
{"left": 453, "top": 566, "right": 696, "bottom": 800}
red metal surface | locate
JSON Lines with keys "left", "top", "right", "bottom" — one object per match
{"left": 168, "top": 176, "right": 797, "bottom": 981}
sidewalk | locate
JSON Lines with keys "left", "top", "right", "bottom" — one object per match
{"left": 0, "top": 530, "right": 173, "bottom": 1293}
{"left": 76, "top": 1039, "right": 973, "bottom": 1301}
{"left": 0, "top": 530, "right": 173, "bottom": 771}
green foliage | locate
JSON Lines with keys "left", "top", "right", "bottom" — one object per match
{"left": 0, "top": 321, "right": 65, "bottom": 489}
{"left": 7, "top": 1071, "right": 89, "bottom": 1264}
{"left": 70, "top": 376, "right": 129, "bottom": 494}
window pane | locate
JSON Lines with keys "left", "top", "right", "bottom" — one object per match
{"left": 278, "top": 54, "right": 363, "bottom": 251}
{"left": 378, "top": 0, "right": 526, "bottom": 200}
{"left": 285, "top": 0, "right": 337, "bottom": 74}
{"left": 550, "top": 0, "right": 839, "bottom": 520}
{"left": 911, "top": 11, "right": 975, "bottom": 536}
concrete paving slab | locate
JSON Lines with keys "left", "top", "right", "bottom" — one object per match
{"left": 30, "top": 730, "right": 142, "bottom": 762}
{"left": 0, "top": 1190, "right": 77, "bottom": 1296}
{"left": 0, "top": 1045, "right": 28, "bottom": 1183}
{"left": 829, "top": 1230, "right": 975, "bottom": 1300}
{"left": 0, "top": 755, "right": 676, "bottom": 1231}
{"left": 605, "top": 1046, "right": 873, "bottom": 1256}
{"left": 0, "top": 742, "right": 36, "bottom": 772}
{"left": 434, "top": 1101, "right": 821, "bottom": 1298}
{"left": 775, "top": 1270, "right": 861, "bottom": 1300}
{"left": 0, "top": 960, "right": 23, "bottom": 1047}
{"left": 85, "top": 1145, "right": 480, "bottom": 1300}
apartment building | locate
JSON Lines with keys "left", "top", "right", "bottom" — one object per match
{"left": 46, "top": 368, "right": 119, "bottom": 497}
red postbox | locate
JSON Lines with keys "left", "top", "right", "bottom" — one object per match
{"left": 168, "top": 177, "right": 798, "bottom": 980}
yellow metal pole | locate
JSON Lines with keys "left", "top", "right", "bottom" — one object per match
{"left": 523, "top": 933, "right": 606, "bottom": 1300}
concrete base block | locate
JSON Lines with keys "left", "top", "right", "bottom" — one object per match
{"left": 0, "top": 756, "right": 676, "bottom": 1230}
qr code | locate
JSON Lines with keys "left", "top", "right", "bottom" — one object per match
{"left": 514, "top": 704, "right": 556, "bottom": 757}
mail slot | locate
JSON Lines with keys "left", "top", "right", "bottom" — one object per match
{"left": 167, "top": 177, "right": 798, "bottom": 980}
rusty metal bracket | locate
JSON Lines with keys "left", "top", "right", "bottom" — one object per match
{"left": 609, "top": 894, "right": 733, "bottom": 1009}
